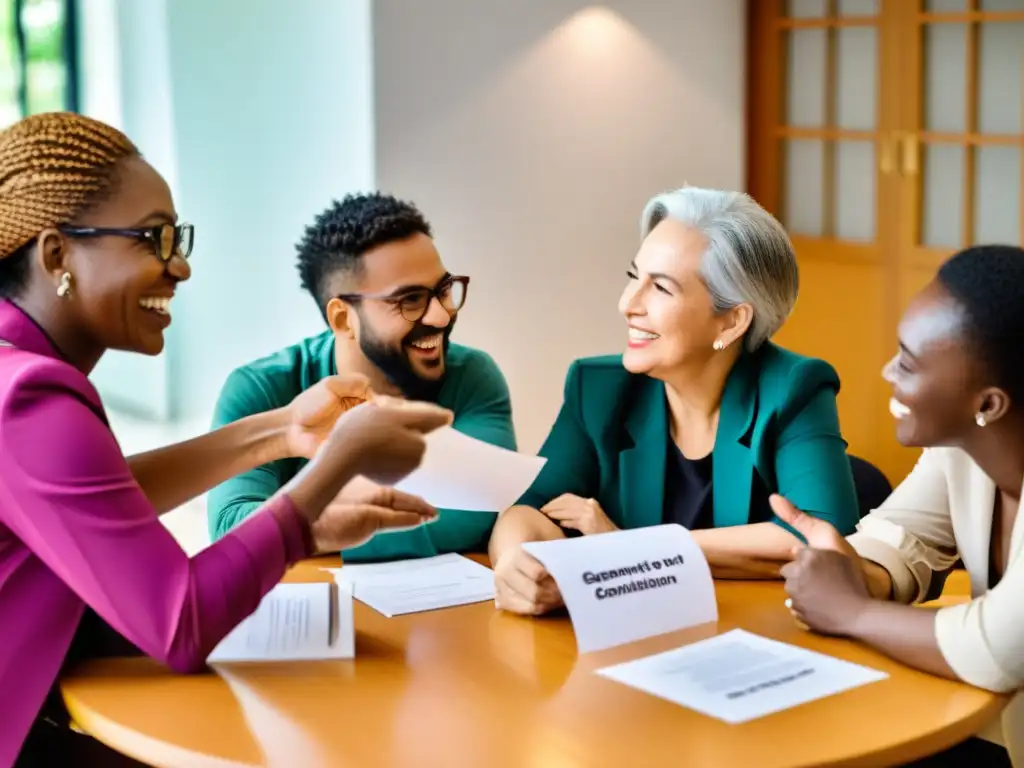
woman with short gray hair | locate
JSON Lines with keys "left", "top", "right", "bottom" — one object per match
{"left": 641, "top": 187, "right": 799, "bottom": 351}
{"left": 490, "top": 186, "right": 859, "bottom": 616}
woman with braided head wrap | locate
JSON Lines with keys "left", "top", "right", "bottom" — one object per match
{"left": 0, "top": 113, "right": 451, "bottom": 766}
{"left": 0, "top": 111, "right": 189, "bottom": 358}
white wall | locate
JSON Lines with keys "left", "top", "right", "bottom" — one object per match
{"left": 374, "top": 1, "right": 746, "bottom": 451}
{"left": 80, "top": 0, "right": 375, "bottom": 422}
{"left": 78, "top": 0, "right": 177, "bottom": 419}
{"left": 78, "top": 0, "right": 745, "bottom": 447}
{"left": 163, "top": 0, "right": 375, "bottom": 421}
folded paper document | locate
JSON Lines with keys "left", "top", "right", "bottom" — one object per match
{"left": 392, "top": 427, "right": 546, "bottom": 511}
{"left": 208, "top": 582, "right": 354, "bottom": 663}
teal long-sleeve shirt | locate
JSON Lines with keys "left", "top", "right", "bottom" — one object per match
{"left": 207, "top": 331, "right": 516, "bottom": 562}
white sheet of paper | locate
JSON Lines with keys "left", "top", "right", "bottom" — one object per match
{"left": 326, "top": 553, "right": 495, "bottom": 617}
{"left": 390, "top": 426, "right": 546, "bottom": 511}
{"left": 207, "top": 582, "right": 354, "bottom": 663}
{"left": 522, "top": 524, "right": 717, "bottom": 653}
{"left": 597, "top": 629, "right": 888, "bottom": 724}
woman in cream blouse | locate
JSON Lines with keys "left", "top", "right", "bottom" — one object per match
{"left": 773, "top": 244, "right": 1024, "bottom": 767}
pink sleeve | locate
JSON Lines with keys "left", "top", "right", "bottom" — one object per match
{"left": 0, "top": 367, "right": 312, "bottom": 673}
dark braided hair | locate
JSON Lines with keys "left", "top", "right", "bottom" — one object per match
{"left": 937, "top": 244, "right": 1024, "bottom": 405}
{"left": 295, "top": 192, "right": 433, "bottom": 315}
{"left": 0, "top": 112, "right": 139, "bottom": 298}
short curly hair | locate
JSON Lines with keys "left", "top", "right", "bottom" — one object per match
{"left": 937, "top": 244, "right": 1024, "bottom": 405}
{"left": 296, "top": 192, "right": 433, "bottom": 314}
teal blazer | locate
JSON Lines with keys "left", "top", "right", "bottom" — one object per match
{"left": 518, "top": 343, "right": 859, "bottom": 535}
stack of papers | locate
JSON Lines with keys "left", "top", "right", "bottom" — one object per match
{"left": 208, "top": 582, "right": 354, "bottom": 663}
{"left": 596, "top": 629, "right": 887, "bottom": 723}
{"left": 327, "top": 553, "right": 495, "bottom": 617}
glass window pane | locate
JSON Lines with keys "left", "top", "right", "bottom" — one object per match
{"left": 980, "top": 0, "right": 1024, "bottom": 11}
{"left": 784, "top": 139, "right": 825, "bottom": 237}
{"left": 974, "top": 146, "right": 1020, "bottom": 244}
{"left": 22, "top": 0, "right": 70, "bottom": 115}
{"left": 926, "top": 0, "right": 967, "bottom": 10}
{"left": 922, "top": 144, "right": 964, "bottom": 249}
{"left": 787, "top": 29, "right": 827, "bottom": 126}
{"left": 838, "top": 0, "right": 879, "bottom": 14}
{"left": 836, "top": 26, "right": 877, "bottom": 130}
{"left": 0, "top": 0, "right": 18, "bottom": 128}
{"left": 788, "top": 0, "right": 827, "bottom": 17}
{"left": 978, "top": 22, "right": 1024, "bottom": 135}
{"left": 835, "top": 141, "right": 876, "bottom": 241}
{"left": 924, "top": 24, "right": 967, "bottom": 133}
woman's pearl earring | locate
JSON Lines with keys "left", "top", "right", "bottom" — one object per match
{"left": 975, "top": 413, "right": 987, "bottom": 428}
{"left": 712, "top": 339, "right": 725, "bottom": 351}
{"left": 56, "top": 272, "right": 73, "bottom": 299}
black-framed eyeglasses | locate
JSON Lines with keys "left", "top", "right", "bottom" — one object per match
{"left": 336, "top": 275, "right": 470, "bottom": 323}
{"left": 59, "top": 223, "right": 195, "bottom": 263}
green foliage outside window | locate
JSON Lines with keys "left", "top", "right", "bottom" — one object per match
{"left": 0, "top": 0, "right": 76, "bottom": 129}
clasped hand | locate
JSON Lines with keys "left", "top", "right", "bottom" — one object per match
{"left": 772, "top": 495, "right": 873, "bottom": 636}
{"left": 541, "top": 493, "right": 618, "bottom": 535}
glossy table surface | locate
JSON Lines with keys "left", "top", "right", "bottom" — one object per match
{"left": 61, "top": 560, "right": 1002, "bottom": 768}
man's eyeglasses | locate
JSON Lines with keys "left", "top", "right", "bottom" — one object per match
{"left": 59, "top": 223, "right": 195, "bottom": 263}
{"left": 336, "top": 275, "right": 469, "bottom": 323}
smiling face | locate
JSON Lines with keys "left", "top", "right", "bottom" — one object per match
{"left": 883, "top": 279, "right": 998, "bottom": 448}
{"left": 337, "top": 233, "right": 459, "bottom": 400}
{"left": 618, "top": 218, "right": 742, "bottom": 379}
{"left": 42, "top": 156, "right": 190, "bottom": 356}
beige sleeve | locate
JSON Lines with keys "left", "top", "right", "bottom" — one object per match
{"left": 847, "top": 449, "right": 960, "bottom": 604}
{"left": 935, "top": 557, "right": 1024, "bottom": 693}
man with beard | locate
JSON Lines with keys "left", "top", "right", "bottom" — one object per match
{"left": 206, "top": 193, "right": 516, "bottom": 561}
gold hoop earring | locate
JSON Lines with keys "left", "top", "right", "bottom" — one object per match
{"left": 975, "top": 413, "right": 987, "bottom": 428}
{"left": 56, "top": 272, "right": 73, "bottom": 299}
{"left": 712, "top": 339, "right": 725, "bottom": 351}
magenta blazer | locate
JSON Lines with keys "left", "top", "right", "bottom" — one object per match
{"left": 0, "top": 300, "right": 312, "bottom": 765}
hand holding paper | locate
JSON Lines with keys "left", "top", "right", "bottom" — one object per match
{"left": 493, "top": 546, "right": 564, "bottom": 616}
{"left": 523, "top": 524, "right": 718, "bottom": 652}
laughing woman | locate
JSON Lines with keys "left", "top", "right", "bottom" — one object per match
{"left": 778, "top": 244, "right": 1024, "bottom": 766}
{"left": 489, "top": 186, "right": 859, "bottom": 615}
{"left": 0, "top": 113, "right": 450, "bottom": 766}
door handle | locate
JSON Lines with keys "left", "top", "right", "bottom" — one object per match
{"left": 879, "top": 133, "right": 896, "bottom": 174}
{"left": 901, "top": 132, "right": 920, "bottom": 176}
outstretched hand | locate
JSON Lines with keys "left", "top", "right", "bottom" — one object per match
{"left": 283, "top": 398, "right": 451, "bottom": 527}
{"left": 327, "top": 399, "right": 452, "bottom": 486}
{"left": 284, "top": 374, "right": 373, "bottom": 458}
{"left": 312, "top": 476, "right": 438, "bottom": 553}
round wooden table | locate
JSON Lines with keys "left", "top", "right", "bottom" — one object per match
{"left": 61, "top": 558, "right": 1003, "bottom": 768}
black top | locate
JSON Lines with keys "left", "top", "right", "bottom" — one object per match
{"left": 17, "top": 610, "right": 140, "bottom": 766}
{"left": 662, "top": 437, "right": 774, "bottom": 528}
